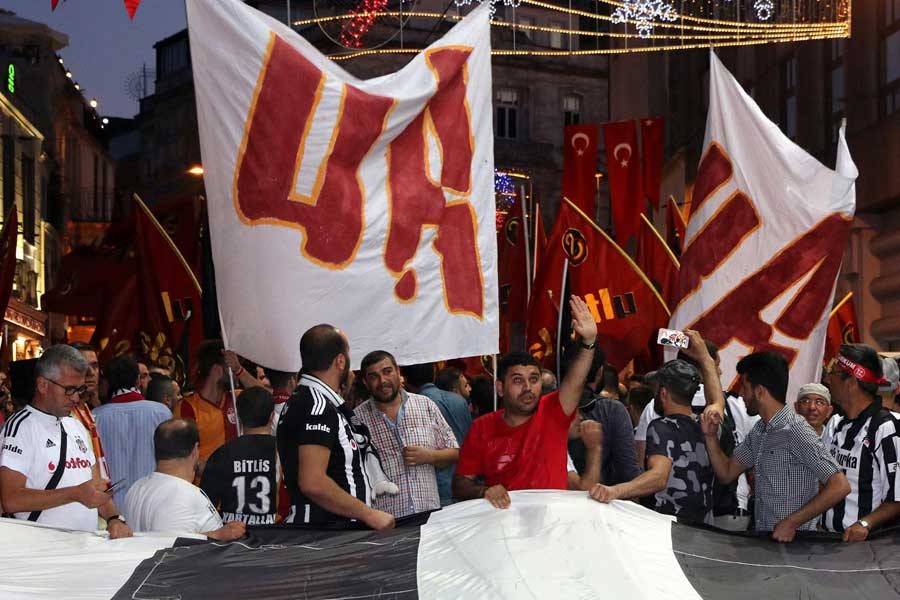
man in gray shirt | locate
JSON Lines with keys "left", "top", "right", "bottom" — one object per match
{"left": 702, "top": 351, "right": 850, "bottom": 542}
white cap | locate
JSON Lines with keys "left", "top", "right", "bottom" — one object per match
{"left": 879, "top": 357, "right": 900, "bottom": 394}
{"left": 797, "top": 383, "right": 831, "bottom": 404}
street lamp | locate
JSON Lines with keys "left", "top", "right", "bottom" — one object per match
{"left": 187, "top": 165, "right": 204, "bottom": 176}
{"left": 89, "top": 98, "right": 98, "bottom": 108}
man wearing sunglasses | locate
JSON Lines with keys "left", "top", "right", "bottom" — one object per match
{"left": 0, "top": 345, "right": 132, "bottom": 537}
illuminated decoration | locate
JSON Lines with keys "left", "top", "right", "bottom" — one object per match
{"left": 315, "top": 0, "right": 416, "bottom": 50}
{"left": 297, "top": 0, "right": 849, "bottom": 57}
{"left": 341, "top": 0, "right": 389, "bottom": 48}
{"left": 455, "top": 0, "right": 521, "bottom": 18}
{"left": 611, "top": 0, "right": 678, "bottom": 38}
{"left": 6, "top": 65, "right": 14, "bottom": 94}
{"left": 495, "top": 170, "right": 517, "bottom": 230}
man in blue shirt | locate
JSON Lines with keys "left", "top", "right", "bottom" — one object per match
{"left": 403, "top": 362, "right": 472, "bottom": 505}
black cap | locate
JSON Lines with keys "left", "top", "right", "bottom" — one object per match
{"left": 645, "top": 359, "right": 701, "bottom": 400}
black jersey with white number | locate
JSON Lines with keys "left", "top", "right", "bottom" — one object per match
{"left": 200, "top": 434, "right": 279, "bottom": 525}
{"left": 276, "top": 374, "right": 371, "bottom": 526}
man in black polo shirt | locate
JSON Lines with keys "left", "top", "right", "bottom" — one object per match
{"left": 276, "top": 324, "right": 394, "bottom": 530}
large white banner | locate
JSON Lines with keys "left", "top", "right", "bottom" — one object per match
{"left": 187, "top": 0, "right": 497, "bottom": 370}
{"left": 669, "top": 51, "right": 857, "bottom": 400}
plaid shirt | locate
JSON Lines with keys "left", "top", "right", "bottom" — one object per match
{"left": 355, "top": 391, "right": 458, "bottom": 518}
{"left": 733, "top": 405, "right": 839, "bottom": 531}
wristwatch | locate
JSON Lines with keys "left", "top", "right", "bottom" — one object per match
{"left": 580, "top": 339, "right": 597, "bottom": 350}
{"left": 857, "top": 519, "right": 870, "bottom": 529}
{"left": 107, "top": 514, "right": 127, "bottom": 525}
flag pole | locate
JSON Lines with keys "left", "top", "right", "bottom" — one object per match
{"left": 492, "top": 354, "right": 498, "bottom": 411}
{"left": 521, "top": 186, "right": 532, "bottom": 304}
{"left": 555, "top": 259, "right": 569, "bottom": 380}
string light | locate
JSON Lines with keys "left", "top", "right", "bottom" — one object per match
{"left": 611, "top": 0, "right": 679, "bottom": 38}
{"left": 455, "top": 0, "right": 521, "bottom": 18}
{"left": 755, "top": 0, "right": 775, "bottom": 20}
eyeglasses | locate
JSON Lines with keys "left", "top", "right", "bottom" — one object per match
{"left": 797, "top": 397, "right": 829, "bottom": 408}
{"left": 43, "top": 377, "right": 88, "bottom": 397}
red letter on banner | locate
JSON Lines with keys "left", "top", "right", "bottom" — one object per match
{"left": 385, "top": 47, "right": 483, "bottom": 317}
{"left": 234, "top": 33, "right": 393, "bottom": 267}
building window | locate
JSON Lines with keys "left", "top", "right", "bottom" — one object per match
{"left": 158, "top": 37, "right": 189, "bottom": 78}
{"left": 780, "top": 55, "right": 798, "bottom": 139}
{"left": 826, "top": 39, "right": 846, "bottom": 143}
{"left": 495, "top": 88, "right": 519, "bottom": 140}
{"left": 563, "top": 94, "right": 582, "bottom": 125}
{"left": 549, "top": 21, "right": 564, "bottom": 49}
{"left": 21, "top": 155, "right": 34, "bottom": 244}
{"left": 517, "top": 16, "right": 534, "bottom": 42}
{"left": 882, "top": 0, "right": 900, "bottom": 116}
{"left": 1, "top": 136, "right": 13, "bottom": 217}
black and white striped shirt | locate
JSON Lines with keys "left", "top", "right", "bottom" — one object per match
{"left": 822, "top": 404, "right": 900, "bottom": 532}
{"left": 276, "top": 374, "right": 371, "bottom": 525}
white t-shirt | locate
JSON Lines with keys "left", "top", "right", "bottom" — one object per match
{"left": 124, "top": 471, "right": 223, "bottom": 535}
{"left": 0, "top": 405, "right": 98, "bottom": 531}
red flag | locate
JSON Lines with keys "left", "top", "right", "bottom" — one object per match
{"left": 526, "top": 207, "right": 568, "bottom": 368}
{"left": 134, "top": 195, "right": 204, "bottom": 383}
{"left": 460, "top": 355, "right": 494, "bottom": 379}
{"left": 640, "top": 117, "right": 665, "bottom": 208}
{"left": 603, "top": 120, "right": 644, "bottom": 246}
{"left": 562, "top": 125, "right": 599, "bottom": 217}
{"left": 825, "top": 292, "right": 859, "bottom": 363}
{"left": 497, "top": 195, "right": 528, "bottom": 353}
{"left": 51, "top": 0, "right": 61, "bottom": 10}
{"left": 533, "top": 203, "right": 548, "bottom": 281}
{"left": 666, "top": 195, "right": 687, "bottom": 254}
{"left": 0, "top": 209, "right": 18, "bottom": 323}
{"left": 637, "top": 214, "right": 679, "bottom": 307}
{"left": 125, "top": 0, "right": 142, "bottom": 19}
{"left": 92, "top": 276, "right": 140, "bottom": 364}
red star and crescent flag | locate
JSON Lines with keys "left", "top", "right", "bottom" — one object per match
{"left": 187, "top": 0, "right": 497, "bottom": 370}
{"left": 602, "top": 120, "right": 645, "bottom": 246}
{"left": 668, "top": 51, "right": 857, "bottom": 400}
{"left": 561, "top": 125, "right": 599, "bottom": 217}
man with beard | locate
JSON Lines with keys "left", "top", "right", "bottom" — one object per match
{"left": 174, "top": 340, "right": 238, "bottom": 469}
{"left": 589, "top": 332, "right": 722, "bottom": 524}
{"left": 355, "top": 351, "right": 458, "bottom": 518}
{"left": 276, "top": 324, "right": 395, "bottom": 529}
{"left": 822, "top": 344, "right": 900, "bottom": 541}
{"left": 452, "top": 296, "right": 598, "bottom": 508}
{"left": 702, "top": 351, "right": 849, "bottom": 542}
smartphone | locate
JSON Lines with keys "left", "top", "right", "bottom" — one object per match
{"left": 657, "top": 328, "right": 689, "bottom": 349}
{"left": 105, "top": 479, "right": 126, "bottom": 495}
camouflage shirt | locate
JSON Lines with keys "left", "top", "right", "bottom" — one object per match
{"left": 645, "top": 414, "right": 714, "bottom": 523}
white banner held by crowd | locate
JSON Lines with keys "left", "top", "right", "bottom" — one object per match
{"left": 668, "top": 50, "right": 857, "bottom": 400}
{"left": 187, "top": 0, "right": 497, "bottom": 371}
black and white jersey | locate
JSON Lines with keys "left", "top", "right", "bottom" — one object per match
{"left": 276, "top": 374, "right": 371, "bottom": 526}
{"left": 822, "top": 404, "right": 900, "bottom": 532}
{"left": 199, "top": 434, "right": 279, "bottom": 525}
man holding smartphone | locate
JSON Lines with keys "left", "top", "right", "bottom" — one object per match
{"left": 0, "top": 345, "right": 132, "bottom": 538}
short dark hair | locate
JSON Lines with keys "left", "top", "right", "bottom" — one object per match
{"left": 360, "top": 350, "right": 396, "bottom": 376}
{"left": 146, "top": 373, "right": 176, "bottom": 404}
{"left": 197, "top": 339, "right": 226, "bottom": 380}
{"left": 736, "top": 351, "right": 789, "bottom": 404}
{"left": 299, "top": 324, "right": 347, "bottom": 373}
{"left": 401, "top": 363, "right": 435, "bottom": 387}
{"left": 628, "top": 385, "right": 655, "bottom": 411}
{"left": 839, "top": 343, "right": 883, "bottom": 396}
{"left": 498, "top": 351, "right": 541, "bottom": 381}
{"left": 69, "top": 341, "right": 95, "bottom": 353}
{"left": 105, "top": 354, "right": 140, "bottom": 395}
{"left": 263, "top": 367, "right": 296, "bottom": 391}
{"left": 436, "top": 367, "right": 463, "bottom": 392}
{"left": 469, "top": 375, "right": 496, "bottom": 416}
{"left": 154, "top": 419, "right": 199, "bottom": 461}
{"left": 237, "top": 386, "right": 274, "bottom": 428}
{"left": 602, "top": 365, "right": 619, "bottom": 392}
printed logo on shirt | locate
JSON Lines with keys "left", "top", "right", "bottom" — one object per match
{"left": 48, "top": 461, "right": 55, "bottom": 471}
{"left": 75, "top": 437, "right": 88, "bottom": 454}
{"left": 834, "top": 450, "right": 858, "bottom": 470}
{"left": 2, "top": 443, "right": 22, "bottom": 455}
{"left": 46, "top": 439, "right": 56, "bottom": 448}
{"left": 888, "top": 462, "right": 899, "bottom": 474}
{"left": 305, "top": 423, "right": 331, "bottom": 433}
{"left": 49, "top": 457, "right": 91, "bottom": 470}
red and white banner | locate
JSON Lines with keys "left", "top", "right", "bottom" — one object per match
{"left": 188, "top": 0, "right": 497, "bottom": 370}
{"left": 669, "top": 51, "right": 856, "bottom": 398}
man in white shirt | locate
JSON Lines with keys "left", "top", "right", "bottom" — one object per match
{"left": 125, "top": 418, "right": 245, "bottom": 541}
{"left": 0, "top": 345, "right": 132, "bottom": 537}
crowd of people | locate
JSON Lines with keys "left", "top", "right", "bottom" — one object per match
{"left": 1, "top": 294, "right": 899, "bottom": 547}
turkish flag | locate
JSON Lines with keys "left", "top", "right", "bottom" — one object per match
{"left": 603, "top": 120, "right": 644, "bottom": 246}
{"left": 641, "top": 117, "right": 665, "bottom": 208}
{"left": 562, "top": 125, "right": 599, "bottom": 217}
{"left": 134, "top": 196, "right": 205, "bottom": 384}
{"left": 637, "top": 214, "right": 679, "bottom": 308}
{"left": 824, "top": 292, "right": 859, "bottom": 363}
{"left": 125, "top": 0, "right": 142, "bottom": 19}
{"left": 666, "top": 195, "right": 687, "bottom": 255}
{"left": 533, "top": 203, "right": 548, "bottom": 282}
{"left": 497, "top": 195, "right": 529, "bottom": 349}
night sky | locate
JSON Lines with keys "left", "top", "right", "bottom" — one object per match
{"left": 4, "top": 0, "right": 187, "bottom": 118}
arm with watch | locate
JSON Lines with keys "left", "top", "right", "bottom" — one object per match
{"left": 557, "top": 296, "right": 599, "bottom": 417}
{"left": 844, "top": 501, "right": 900, "bottom": 542}
{"left": 93, "top": 466, "right": 133, "bottom": 539}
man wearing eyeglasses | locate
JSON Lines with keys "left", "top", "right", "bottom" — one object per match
{"left": 795, "top": 384, "right": 833, "bottom": 437}
{"left": 0, "top": 345, "right": 132, "bottom": 537}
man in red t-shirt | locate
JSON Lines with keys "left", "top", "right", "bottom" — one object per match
{"left": 453, "top": 295, "right": 598, "bottom": 508}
